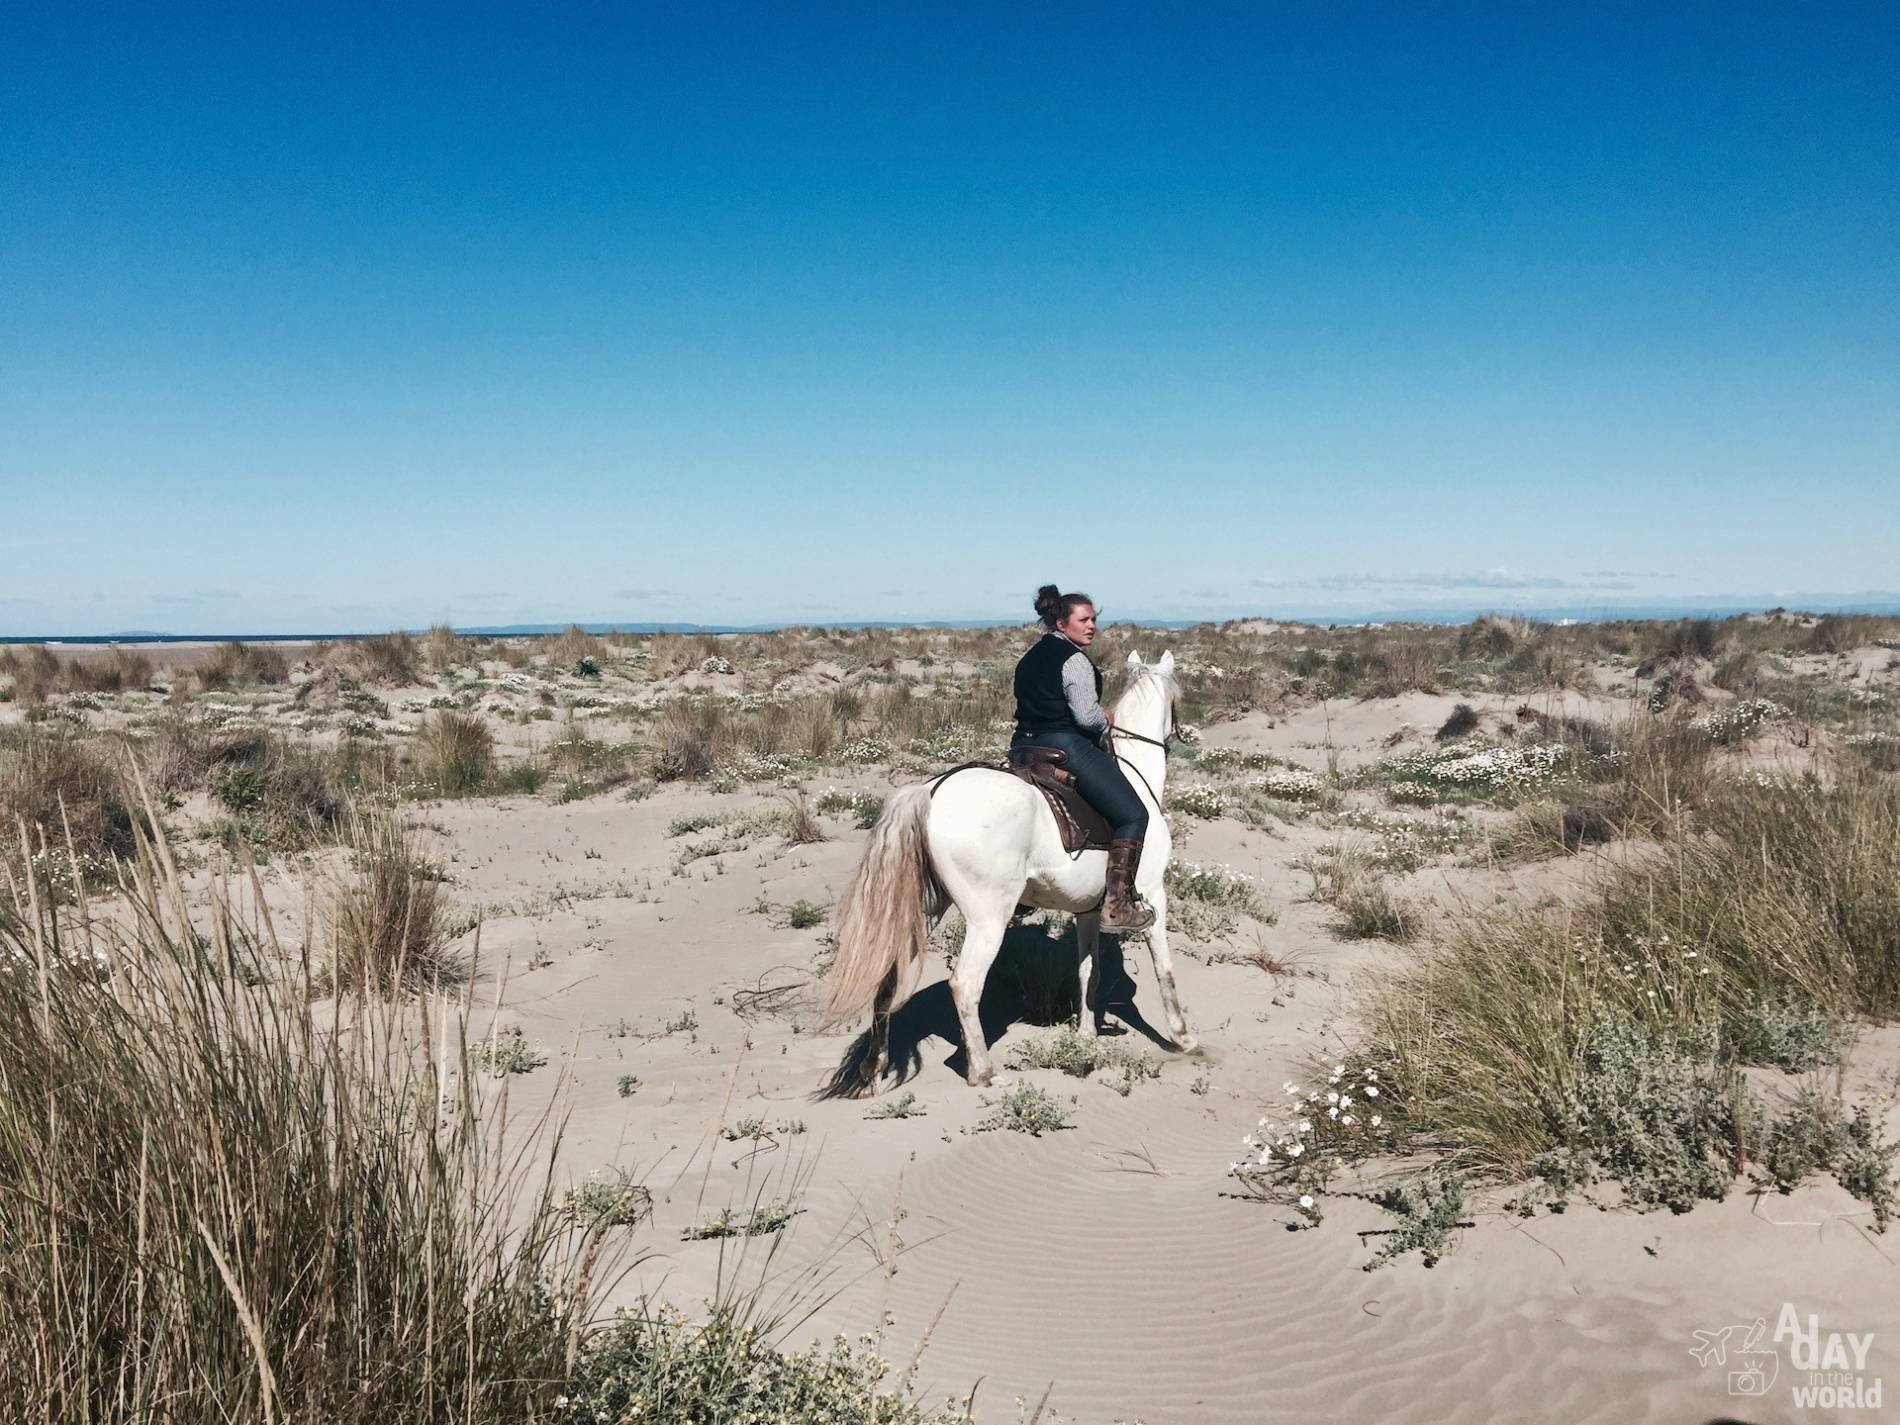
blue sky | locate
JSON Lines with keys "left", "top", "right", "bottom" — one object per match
{"left": 4, "top": 3, "right": 1896, "bottom": 634}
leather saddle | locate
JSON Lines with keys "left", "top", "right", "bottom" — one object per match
{"left": 1005, "top": 746, "right": 1113, "bottom": 854}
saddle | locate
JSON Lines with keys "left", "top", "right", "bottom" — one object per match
{"left": 1004, "top": 746, "right": 1113, "bottom": 854}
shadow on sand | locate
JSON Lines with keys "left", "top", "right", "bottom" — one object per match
{"left": 818, "top": 918, "right": 1179, "bottom": 1099}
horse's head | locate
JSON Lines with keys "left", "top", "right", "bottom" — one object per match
{"left": 1120, "top": 649, "right": 1180, "bottom": 740}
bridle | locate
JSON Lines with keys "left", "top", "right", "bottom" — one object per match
{"left": 1107, "top": 717, "right": 1177, "bottom": 813}
{"left": 1108, "top": 724, "right": 1175, "bottom": 753}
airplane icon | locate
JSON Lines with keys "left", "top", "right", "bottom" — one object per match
{"left": 1690, "top": 1318, "right": 1767, "bottom": 1369}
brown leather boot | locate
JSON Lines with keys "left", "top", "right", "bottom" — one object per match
{"left": 1101, "top": 838, "right": 1156, "bottom": 932}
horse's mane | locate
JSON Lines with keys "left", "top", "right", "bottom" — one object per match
{"left": 1117, "top": 659, "right": 1180, "bottom": 707}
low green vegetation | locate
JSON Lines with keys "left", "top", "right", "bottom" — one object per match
{"left": 973, "top": 1082, "right": 1073, "bottom": 1135}
{"left": 1007, "top": 1028, "right": 1161, "bottom": 1095}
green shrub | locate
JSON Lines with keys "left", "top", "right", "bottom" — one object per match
{"left": 974, "top": 1083, "right": 1072, "bottom": 1136}
{"left": 1366, "top": 1174, "right": 1467, "bottom": 1269}
{"left": 1006, "top": 1028, "right": 1160, "bottom": 1094}
{"left": 682, "top": 1197, "right": 801, "bottom": 1240}
{"left": 568, "top": 1304, "right": 958, "bottom": 1424}
{"left": 786, "top": 899, "right": 826, "bottom": 930}
{"left": 468, "top": 1026, "right": 547, "bottom": 1076}
{"left": 563, "top": 1171, "right": 652, "bottom": 1229}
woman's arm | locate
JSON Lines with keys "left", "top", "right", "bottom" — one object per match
{"left": 1060, "top": 652, "right": 1110, "bottom": 736}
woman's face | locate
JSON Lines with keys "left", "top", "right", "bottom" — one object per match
{"left": 1058, "top": 603, "right": 1097, "bottom": 645}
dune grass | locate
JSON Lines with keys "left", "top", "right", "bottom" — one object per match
{"left": 0, "top": 792, "right": 598, "bottom": 1422}
{"left": 1365, "top": 770, "right": 1900, "bottom": 1185}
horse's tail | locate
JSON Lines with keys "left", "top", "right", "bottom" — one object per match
{"left": 819, "top": 783, "right": 944, "bottom": 1092}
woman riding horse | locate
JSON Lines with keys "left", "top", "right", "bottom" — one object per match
{"left": 1010, "top": 584, "right": 1156, "bottom": 932}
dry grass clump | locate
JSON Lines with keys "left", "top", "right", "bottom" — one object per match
{"left": 1363, "top": 641, "right": 1442, "bottom": 698}
{"left": 650, "top": 700, "right": 731, "bottom": 781}
{"left": 354, "top": 631, "right": 423, "bottom": 685}
{"left": 424, "top": 622, "right": 465, "bottom": 672}
{"left": 325, "top": 810, "right": 462, "bottom": 994}
{"left": 0, "top": 728, "right": 139, "bottom": 890}
{"left": 0, "top": 801, "right": 601, "bottom": 1422}
{"left": 1335, "top": 874, "right": 1419, "bottom": 942}
{"left": 418, "top": 710, "right": 495, "bottom": 796}
{"left": 66, "top": 647, "right": 156, "bottom": 694}
{"left": 208, "top": 729, "right": 351, "bottom": 841}
{"left": 198, "top": 640, "right": 290, "bottom": 690}
{"left": 546, "top": 624, "right": 606, "bottom": 666}
{"left": 0, "top": 645, "right": 61, "bottom": 706}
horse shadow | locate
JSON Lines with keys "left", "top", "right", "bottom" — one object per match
{"left": 818, "top": 918, "right": 1178, "bottom": 1099}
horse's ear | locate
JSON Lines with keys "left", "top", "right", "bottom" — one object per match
{"left": 1126, "top": 651, "right": 1144, "bottom": 668}
{"left": 1158, "top": 650, "right": 1175, "bottom": 674}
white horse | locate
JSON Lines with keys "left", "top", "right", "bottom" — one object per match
{"left": 821, "top": 651, "right": 1193, "bottom": 1090}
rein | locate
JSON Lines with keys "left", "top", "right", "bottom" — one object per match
{"left": 1108, "top": 722, "right": 1173, "bottom": 814}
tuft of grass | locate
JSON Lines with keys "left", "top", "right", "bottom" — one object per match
{"left": 865, "top": 1091, "right": 925, "bottom": 1119}
{"left": 786, "top": 899, "right": 826, "bottom": 930}
{"left": 0, "top": 728, "right": 140, "bottom": 893}
{"left": 199, "top": 639, "right": 290, "bottom": 689}
{"left": 783, "top": 795, "right": 828, "bottom": 845}
{"left": 352, "top": 631, "right": 423, "bottom": 686}
{"left": 1335, "top": 874, "right": 1418, "bottom": 943}
{"left": 419, "top": 710, "right": 496, "bottom": 796}
{"left": 424, "top": 622, "right": 463, "bottom": 671}
{"left": 0, "top": 787, "right": 606, "bottom": 1422}
{"left": 325, "top": 810, "right": 462, "bottom": 995}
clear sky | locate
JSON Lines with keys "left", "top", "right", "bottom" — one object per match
{"left": 4, "top": 3, "right": 1896, "bottom": 634}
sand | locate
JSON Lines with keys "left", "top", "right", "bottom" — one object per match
{"left": 208, "top": 688, "right": 1895, "bottom": 1425}
{"left": 12, "top": 637, "right": 1896, "bottom": 1423}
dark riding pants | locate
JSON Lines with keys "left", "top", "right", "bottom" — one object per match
{"left": 1011, "top": 729, "right": 1150, "bottom": 842}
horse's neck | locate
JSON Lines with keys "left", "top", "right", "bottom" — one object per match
{"left": 1112, "top": 685, "right": 1169, "bottom": 800}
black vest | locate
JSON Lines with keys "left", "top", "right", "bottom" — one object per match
{"left": 1013, "top": 633, "right": 1102, "bottom": 735}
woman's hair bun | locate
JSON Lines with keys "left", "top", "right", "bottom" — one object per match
{"left": 1033, "top": 584, "right": 1063, "bottom": 622}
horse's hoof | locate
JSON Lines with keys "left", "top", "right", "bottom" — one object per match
{"left": 1174, "top": 1034, "right": 1201, "bottom": 1055}
{"left": 968, "top": 1068, "right": 994, "bottom": 1088}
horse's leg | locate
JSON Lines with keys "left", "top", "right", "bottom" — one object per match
{"left": 950, "top": 908, "right": 1008, "bottom": 1087}
{"left": 1074, "top": 910, "right": 1101, "bottom": 1036}
{"left": 1141, "top": 886, "right": 1198, "bottom": 1052}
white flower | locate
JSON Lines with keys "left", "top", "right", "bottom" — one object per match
{"left": 1342, "top": 1115, "right": 1355, "bottom": 1126}
{"left": 1365, "top": 1069, "right": 1377, "bottom": 1081}
{"left": 1328, "top": 1106, "right": 1339, "bottom": 1119}
{"left": 1298, "top": 1119, "right": 1312, "bottom": 1134}
{"left": 1370, "top": 1114, "right": 1382, "bottom": 1127}
{"left": 1326, "top": 1090, "right": 1339, "bottom": 1104}
{"left": 1364, "top": 1086, "right": 1379, "bottom": 1098}
{"left": 1339, "top": 1096, "right": 1352, "bottom": 1109}
{"left": 1299, "top": 1194, "right": 1315, "bottom": 1209}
